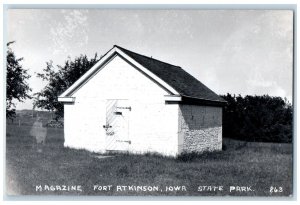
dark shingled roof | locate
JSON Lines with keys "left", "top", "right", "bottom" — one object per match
{"left": 115, "top": 45, "right": 226, "bottom": 105}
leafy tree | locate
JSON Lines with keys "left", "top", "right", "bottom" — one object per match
{"left": 220, "top": 93, "right": 293, "bottom": 143}
{"left": 34, "top": 54, "right": 100, "bottom": 119}
{"left": 6, "top": 41, "right": 32, "bottom": 119}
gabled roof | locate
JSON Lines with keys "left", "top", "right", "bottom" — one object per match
{"left": 115, "top": 45, "right": 226, "bottom": 104}
{"left": 59, "top": 45, "right": 226, "bottom": 106}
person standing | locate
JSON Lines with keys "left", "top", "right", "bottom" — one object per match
{"left": 30, "top": 117, "right": 47, "bottom": 152}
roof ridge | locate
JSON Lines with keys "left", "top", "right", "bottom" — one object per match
{"left": 114, "top": 45, "right": 182, "bottom": 69}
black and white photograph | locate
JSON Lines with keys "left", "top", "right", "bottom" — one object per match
{"left": 4, "top": 6, "right": 294, "bottom": 198}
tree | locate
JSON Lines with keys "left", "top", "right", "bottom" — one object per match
{"left": 34, "top": 54, "right": 100, "bottom": 119}
{"left": 6, "top": 41, "right": 32, "bottom": 119}
{"left": 220, "top": 93, "right": 293, "bottom": 143}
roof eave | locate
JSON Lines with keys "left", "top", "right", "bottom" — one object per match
{"left": 181, "top": 95, "right": 227, "bottom": 107}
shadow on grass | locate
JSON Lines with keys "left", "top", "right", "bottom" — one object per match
{"left": 94, "top": 149, "right": 227, "bottom": 163}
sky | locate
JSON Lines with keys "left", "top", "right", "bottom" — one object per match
{"left": 6, "top": 9, "right": 293, "bottom": 110}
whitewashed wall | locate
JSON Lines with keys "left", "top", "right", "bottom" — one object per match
{"left": 178, "top": 105, "right": 222, "bottom": 153}
{"left": 64, "top": 55, "right": 179, "bottom": 156}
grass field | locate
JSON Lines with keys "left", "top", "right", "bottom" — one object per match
{"left": 5, "top": 115, "right": 293, "bottom": 196}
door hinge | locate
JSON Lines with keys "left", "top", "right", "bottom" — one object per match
{"left": 116, "top": 140, "right": 131, "bottom": 144}
{"left": 116, "top": 106, "right": 131, "bottom": 111}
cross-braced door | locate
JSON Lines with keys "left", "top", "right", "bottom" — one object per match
{"left": 104, "top": 99, "right": 131, "bottom": 151}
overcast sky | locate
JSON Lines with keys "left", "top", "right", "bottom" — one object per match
{"left": 7, "top": 9, "right": 293, "bottom": 110}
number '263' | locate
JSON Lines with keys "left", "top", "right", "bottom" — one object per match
{"left": 270, "top": 186, "right": 283, "bottom": 193}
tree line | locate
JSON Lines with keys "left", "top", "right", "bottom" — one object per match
{"left": 6, "top": 42, "right": 293, "bottom": 143}
{"left": 220, "top": 94, "right": 293, "bottom": 143}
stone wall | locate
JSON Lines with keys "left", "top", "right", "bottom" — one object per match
{"left": 178, "top": 104, "right": 222, "bottom": 153}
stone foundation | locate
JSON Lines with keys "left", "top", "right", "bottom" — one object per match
{"left": 182, "top": 127, "right": 222, "bottom": 152}
{"left": 178, "top": 104, "right": 222, "bottom": 153}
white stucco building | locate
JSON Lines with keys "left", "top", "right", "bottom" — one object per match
{"left": 58, "top": 45, "right": 226, "bottom": 157}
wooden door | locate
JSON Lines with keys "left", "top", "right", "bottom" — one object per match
{"left": 104, "top": 99, "right": 131, "bottom": 151}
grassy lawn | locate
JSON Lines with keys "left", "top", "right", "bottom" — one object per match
{"left": 5, "top": 117, "right": 293, "bottom": 197}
